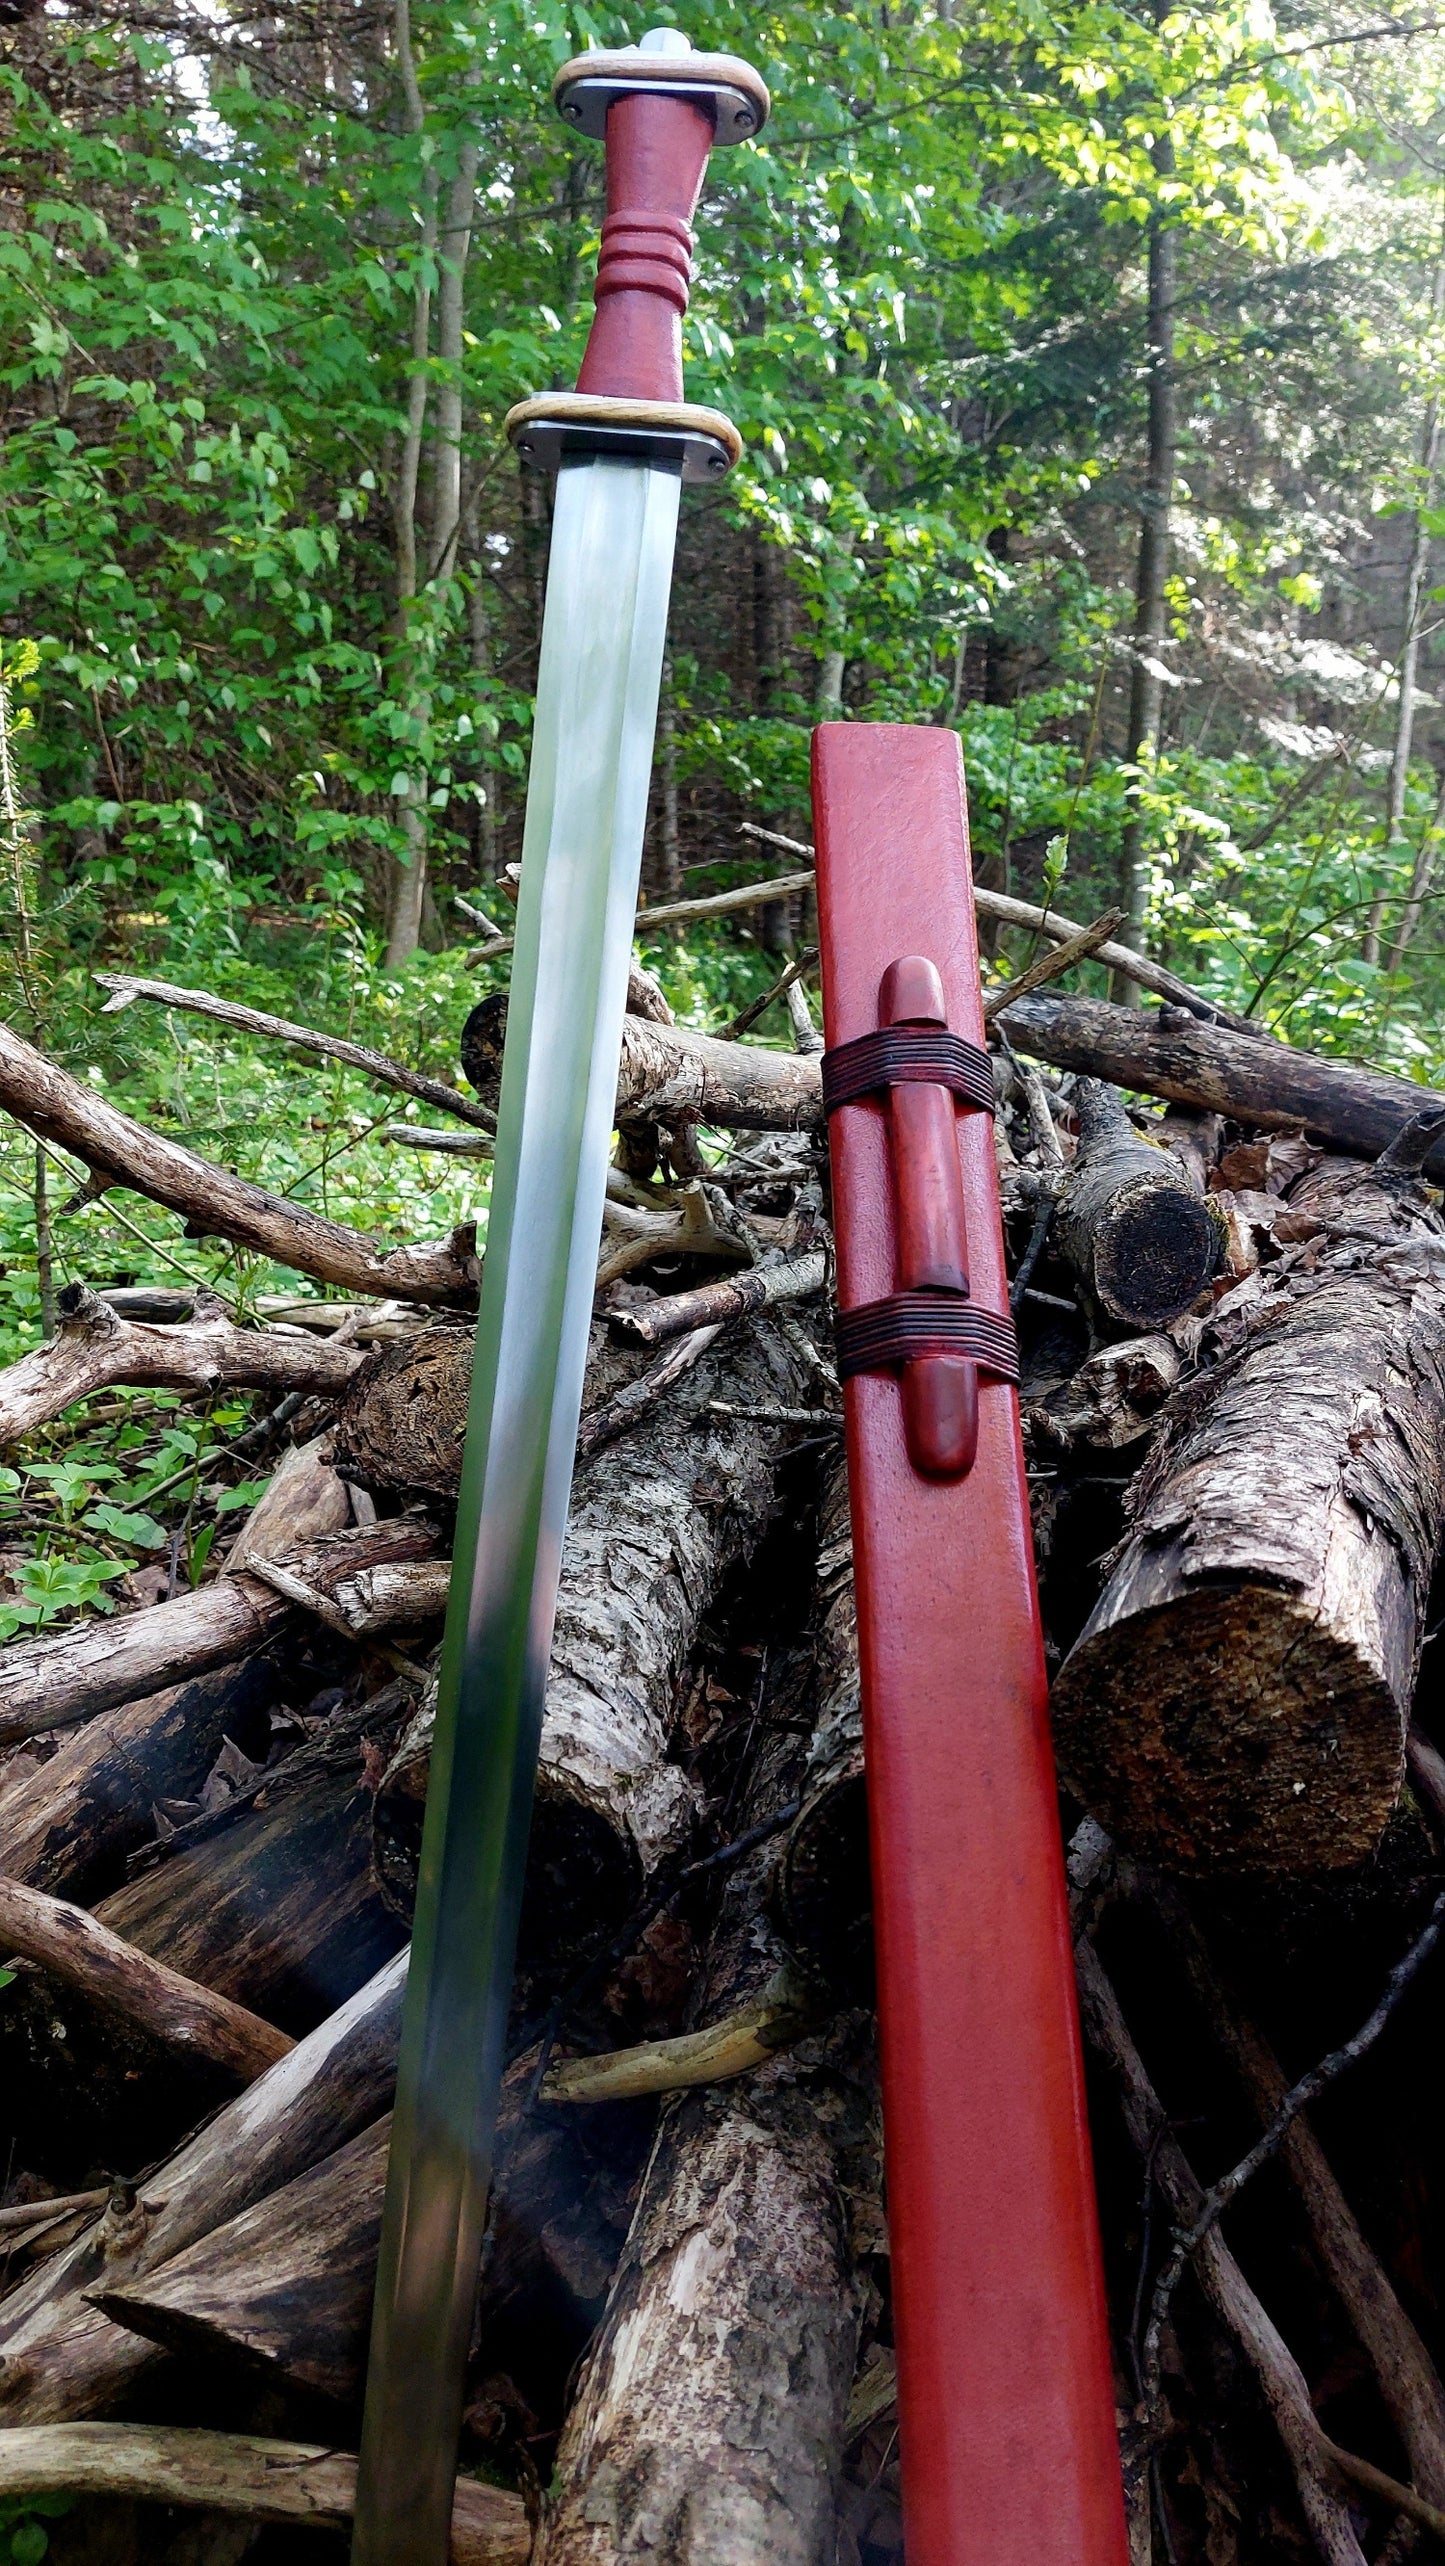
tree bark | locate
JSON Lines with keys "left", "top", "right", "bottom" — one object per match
{"left": 776, "top": 1453, "right": 871, "bottom": 1996}
{"left": 0, "top": 1019, "right": 480, "bottom": 1306}
{"left": 606, "top": 1253, "right": 827, "bottom": 1350}
{"left": 374, "top": 1319, "right": 823, "bottom": 1957}
{"left": 0, "top": 1948, "right": 408, "bottom": 2421}
{"left": 0, "top": 1519, "right": 438, "bottom": 1748}
{"left": 998, "top": 989, "right": 1445, "bottom": 1176}
{"left": 539, "top": 1656, "right": 872, "bottom": 2566}
{"left": 0, "top": 2424, "right": 527, "bottom": 2563}
{"left": 1054, "top": 1080, "right": 1222, "bottom": 1329}
{"left": 461, "top": 996, "right": 822, "bottom": 1134}
{"left": 0, "top": 1875, "right": 293, "bottom": 2085}
{"left": 1052, "top": 1153, "right": 1445, "bottom": 1870}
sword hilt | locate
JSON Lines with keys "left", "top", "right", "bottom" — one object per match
{"left": 507, "top": 30, "right": 767, "bottom": 481}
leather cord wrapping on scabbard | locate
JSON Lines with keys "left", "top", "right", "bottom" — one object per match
{"left": 835, "top": 1293, "right": 1019, "bottom": 1384}
{"left": 820, "top": 1024, "right": 996, "bottom": 1116}
{"left": 822, "top": 1021, "right": 1016, "bottom": 1388}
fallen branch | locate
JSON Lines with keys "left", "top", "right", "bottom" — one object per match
{"left": 999, "top": 988, "right": 1445, "bottom": 1175}
{"left": 1074, "top": 1935, "right": 1371, "bottom": 2566}
{"left": 466, "top": 868, "right": 817, "bottom": 964}
{"left": 462, "top": 994, "right": 822, "bottom": 1135}
{"left": 594, "top": 1180, "right": 752, "bottom": 1289}
{"left": 0, "top": 1947, "right": 408, "bottom": 2422}
{"left": 981, "top": 907, "right": 1125, "bottom": 1023}
{"left": 382, "top": 1123, "right": 491, "bottom": 1155}
{"left": 1141, "top": 1885, "right": 1445, "bottom": 2413}
{"left": 94, "top": 972, "right": 496, "bottom": 1134}
{"left": 0, "top": 2425, "right": 528, "bottom": 2563}
{"left": 574, "top": 1325, "right": 721, "bottom": 1462}
{"left": 0, "top": 1284, "right": 366, "bottom": 1447}
{"left": 0, "top": 1874, "right": 292, "bottom": 2084}
{"left": 0, "top": 1020, "right": 479, "bottom": 1307}
{"left": 719, "top": 948, "right": 818, "bottom": 1043}
{"left": 738, "top": 823, "right": 1262, "bottom": 1032}
{"left": 607, "top": 1249, "right": 827, "bottom": 1348}
{"left": 0, "top": 1518, "right": 438, "bottom": 1748}
{"left": 0, "top": 2191, "right": 107, "bottom": 2237}
{"left": 1141, "top": 1866, "right": 1445, "bottom": 2512}
{"left": 540, "top": 1968, "right": 818, "bottom": 2104}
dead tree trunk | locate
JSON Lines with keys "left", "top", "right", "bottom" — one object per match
{"left": 539, "top": 1647, "right": 874, "bottom": 2566}
{"left": 373, "top": 1318, "right": 825, "bottom": 1954}
{"left": 1054, "top": 1080, "right": 1222, "bottom": 1330}
{"left": 0, "top": 1950, "right": 407, "bottom": 2422}
{"left": 1052, "top": 1149, "right": 1445, "bottom": 1870}
{"left": 998, "top": 989, "right": 1445, "bottom": 1175}
{"left": 776, "top": 1454, "right": 870, "bottom": 1994}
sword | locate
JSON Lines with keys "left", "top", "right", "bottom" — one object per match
{"left": 351, "top": 32, "right": 768, "bottom": 2566}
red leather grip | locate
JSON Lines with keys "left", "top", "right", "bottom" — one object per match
{"left": 812, "top": 723, "right": 1129, "bottom": 2566}
{"left": 575, "top": 90, "right": 715, "bottom": 403}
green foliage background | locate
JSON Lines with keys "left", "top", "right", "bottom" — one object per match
{"left": 0, "top": 0, "right": 1443, "bottom": 1591}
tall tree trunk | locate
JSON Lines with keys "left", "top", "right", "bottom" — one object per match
{"left": 648, "top": 656, "right": 682, "bottom": 912}
{"left": 1365, "top": 209, "right": 1445, "bottom": 969}
{"left": 1385, "top": 767, "right": 1445, "bottom": 974}
{"left": 382, "top": 0, "right": 438, "bottom": 968}
{"left": 1116, "top": 148, "right": 1177, "bottom": 988}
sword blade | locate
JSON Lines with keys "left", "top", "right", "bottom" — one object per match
{"left": 352, "top": 454, "right": 682, "bottom": 2566}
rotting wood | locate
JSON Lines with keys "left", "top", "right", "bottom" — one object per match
{"left": 0, "top": 2423, "right": 528, "bottom": 2563}
{"left": 0, "top": 1874, "right": 293, "bottom": 2084}
{"left": 93, "top": 970, "right": 498, "bottom": 1133}
{"left": 1052, "top": 1148, "right": 1445, "bottom": 1871}
{"left": 777, "top": 1453, "right": 869, "bottom": 1995}
{"left": 1054, "top": 1080, "right": 1223, "bottom": 1331}
{"left": 999, "top": 989, "right": 1445, "bottom": 1175}
{"left": 90, "top": 1682, "right": 415, "bottom": 2031}
{"left": 0, "top": 1517, "right": 438, "bottom": 1748}
{"left": 0, "top": 1947, "right": 408, "bottom": 2422}
{"left": 0, "top": 1018, "right": 481, "bottom": 1305}
{"left": 0, "top": 1287, "right": 365, "bottom": 1448}
{"left": 222, "top": 1434, "right": 352, "bottom": 1573}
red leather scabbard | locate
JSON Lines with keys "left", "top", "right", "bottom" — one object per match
{"left": 812, "top": 724, "right": 1128, "bottom": 2566}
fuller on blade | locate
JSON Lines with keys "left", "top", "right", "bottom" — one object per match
{"left": 351, "top": 31, "right": 769, "bottom": 2566}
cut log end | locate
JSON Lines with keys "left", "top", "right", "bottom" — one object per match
{"left": 1053, "top": 1577, "right": 1406, "bottom": 1872}
{"left": 1089, "top": 1174, "right": 1223, "bottom": 1328}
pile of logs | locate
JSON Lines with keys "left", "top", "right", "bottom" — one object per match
{"left": 3, "top": 945, "right": 1445, "bottom": 2566}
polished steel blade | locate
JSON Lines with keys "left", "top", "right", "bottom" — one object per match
{"left": 352, "top": 453, "right": 682, "bottom": 2566}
